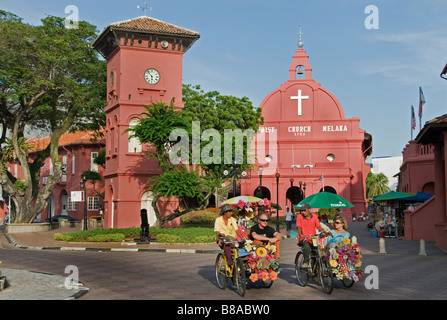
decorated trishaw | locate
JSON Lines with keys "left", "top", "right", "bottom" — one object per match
{"left": 294, "top": 192, "right": 364, "bottom": 292}
{"left": 241, "top": 239, "right": 279, "bottom": 287}
{"left": 215, "top": 196, "right": 280, "bottom": 295}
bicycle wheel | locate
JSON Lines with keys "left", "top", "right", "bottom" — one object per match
{"left": 234, "top": 258, "right": 246, "bottom": 297}
{"left": 294, "top": 251, "right": 308, "bottom": 287}
{"left": 342, "top": 278, "right": 355, "bottom": 288}
{"left": 319, "top": 256, "right": 334, "bottom": 294}
{"left": 215, "top": 253, "right": 228, "bottom": 289}
{"left": 262, "top": 279, "right": 274, "bottom": 288}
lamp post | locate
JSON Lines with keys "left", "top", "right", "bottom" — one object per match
{"left": 258, "top": 166, "right": 263, "bottom": 198}
{"left": 80, "top": 172, "right": 88, "bottom": 231}
{"left": 303, "top": 182, "right": 307, "bottom": 198}
{"left": 275, "top": 171, "right": 280, "bottom": 232}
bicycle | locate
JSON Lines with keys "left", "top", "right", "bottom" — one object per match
{"left": 294, "top": 234, "right": 334, "bottom": 294}
{"left": 215, "top": 235, "right": 247, "bottom": 297}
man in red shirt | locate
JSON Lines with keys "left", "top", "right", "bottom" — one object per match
{"left": 296, "top": 203, "right": 330, "bottom": 268}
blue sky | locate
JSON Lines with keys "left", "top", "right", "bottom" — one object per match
{"left": 2, "top": 0, "right": 447, "bottom": 158}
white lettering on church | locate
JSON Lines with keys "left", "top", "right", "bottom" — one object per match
{"left": 322, "top": 125, "right": 348, "bottom": 132}
{"left": 290, "top": 90, "right": 309, "bottom": 116}
{"left": 258, "top": 127, "right": 276, "bottom": 134}
{"left": 288, "top": 126, "right": 311, "bottom": 136}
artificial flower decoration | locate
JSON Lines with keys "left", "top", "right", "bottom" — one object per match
{"left": 245, "top": 243, "right": 279, "bottom": 283}
{"left": 328, "top": 239, "right": 363, "bottom": 282}
{"left": 256, "top": 247, "right": 267, "bottom": 258}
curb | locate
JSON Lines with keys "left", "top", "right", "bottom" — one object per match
{"left": 6, "top": 234, "right": 221, "bottom": 255}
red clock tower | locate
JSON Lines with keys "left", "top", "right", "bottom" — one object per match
{"left": 93, "top": 16, "right": 199, "bottom": 228}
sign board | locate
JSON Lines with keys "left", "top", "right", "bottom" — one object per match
{"left": 71, "top": 191, "right": 84, "bottom": 202}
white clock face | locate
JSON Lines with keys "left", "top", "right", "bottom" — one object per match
{"left": 144, "top": 68, "right": 160, "bottom": 85}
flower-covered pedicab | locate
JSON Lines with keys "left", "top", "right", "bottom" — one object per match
{"left": 327, "top": 237, "right": 363, "bottom": 287}
{"left": 242, "top": 240, "right": 279, "bottom": 288}
{"left": 215, "top": 197, "right": 279, "bottom": 295}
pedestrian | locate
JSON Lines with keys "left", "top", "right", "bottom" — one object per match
{"left": 285, "top": 206, "right": 294, "bottom": 232}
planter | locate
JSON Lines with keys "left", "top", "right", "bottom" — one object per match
{"left": 379, "top": 230, "right": 386, "bottom": 238}
{"left": 6, "top": 223, "right": 51, "bottom": 233}
{"left": 371, "top": 231, "right": 378, "bottom": 238}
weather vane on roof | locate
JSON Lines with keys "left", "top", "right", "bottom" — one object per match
{"left": 297, "top": 24, "right": 304, "bottom": 48}
{"left": 137, "top": 1, "right": 152, "bottom": 16}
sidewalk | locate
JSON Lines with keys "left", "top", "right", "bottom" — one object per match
{"left": 0, "top": 221, "right": 445, "bottom": 300}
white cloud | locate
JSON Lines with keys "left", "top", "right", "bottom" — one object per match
{"left": 359, "top": 31, "right": 447, "bottom": 86}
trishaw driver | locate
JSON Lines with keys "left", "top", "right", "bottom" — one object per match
{"left": 214, "top": 204, "right": 246, "bottom": 265}
{"left": 249, "top": 213, "right": 281, "bottom": 259}
{"left": 296, "top": 202, "right": 330, "bottom": 268}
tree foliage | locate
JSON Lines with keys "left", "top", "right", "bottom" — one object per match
{"left": 181, "top": 84, "right": 263, "bottom": 205}
{"left": 0, "top": 12, "right": 106, "bottom": 223}
{"left": 366, "top": 172, "right": 391, "bottom": 201}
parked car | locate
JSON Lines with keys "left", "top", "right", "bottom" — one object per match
{"left": 45, "top": 215, "right": 77, "bottom": 223}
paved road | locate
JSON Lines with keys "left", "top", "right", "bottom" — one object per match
{"left": 0, "top": 222, "right": 446, "bottom": 303}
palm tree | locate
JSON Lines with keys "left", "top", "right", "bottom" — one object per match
{"left": 366, "top": 172, "right": 390, "bottom": 201}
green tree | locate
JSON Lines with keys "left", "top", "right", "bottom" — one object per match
{"left": 127, "top": 101, "right": 206, "bottom": 225}
{"left": 181, "top": 84, "right": 264, "bottom": 206}
{"left": 0, "top": 12, "right": 106, "bottom": 223}
{"left": 366, "top": 172, "right": 391, "bottom": 201}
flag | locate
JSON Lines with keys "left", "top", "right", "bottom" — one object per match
{"left": 419, "top": 87, "right": 425, "bottom": 118}
{"left": 411, "top": 105, "right": 416, "bottom": 130}
{"left": 314, "top": 174, "right": 323, "bottom": 181}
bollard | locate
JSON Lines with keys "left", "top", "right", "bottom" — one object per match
{"left": 418, "top": 239, "right": 427, "bottom": 256}
{"left": 379, "top": 238, "right": 387, "bottom": 254}
{"left": 351, "top": 236, "right": 357, "bottom": 245}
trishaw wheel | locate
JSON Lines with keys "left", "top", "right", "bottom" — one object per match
{"left": 342, "top": 279, "right": 355, "bottom": 288}
{"left": 294, "top": 251, "right": 308, "bottom": 287}
{"left": 319, "top": 256, "right": 334, "bottom": 294}
{"left": 234, "top": 258, "right": 246, "bottom": 297}
{"left": 215, "top": 253, "right": 228, "bottom": 289}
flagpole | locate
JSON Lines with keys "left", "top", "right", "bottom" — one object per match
{"left": 411, "top": 106, "right": 413, "bottom": 140}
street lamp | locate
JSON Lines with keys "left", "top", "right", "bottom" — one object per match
{"left": 258, "top": 166, "right": 264, "bottom": 198}
{"left": 275, "top": 171, "right": 280, "bottom": 232}
{"left": 80, "top": 172, "right": 88, "bottom": 231}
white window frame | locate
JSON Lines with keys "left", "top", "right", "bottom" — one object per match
{"left": 91, "top": 152, "right": 99, "bottom": 172}
{"left": 128, "top": 118, "right": 142, "bottom": 153}
{"left": 87, "top": 196, "right": 99, "bottom": 211}
{"left": 72, "top": 154, "right": 76, "bottom": 174}
{"left": 67, "top": 197, "right": 77, "bottom": 211}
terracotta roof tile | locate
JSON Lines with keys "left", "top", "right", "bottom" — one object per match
{"left": 426, "top": 113, "right": 447, "bottom": 125}
{"left": 26, "top": 131, "right": 104, "bottom": 152}
{"left": 109, "top": 16, "right": 199, "bottom": 37}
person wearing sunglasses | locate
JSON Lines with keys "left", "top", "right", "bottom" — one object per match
{"left": 325, "top": 216, "right": 350, "bottom": 247}
{"left": 249, "top": 213, "right": 282, "bottom": 258}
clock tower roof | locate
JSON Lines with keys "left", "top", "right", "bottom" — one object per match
{"left": 107, "top": 16, "right": 200, "bottom": 37}
{"left": 93, "top": 16, "right": 200, "bottom": 58}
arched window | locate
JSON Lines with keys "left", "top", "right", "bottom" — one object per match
{"left": 128, "top": 118, "right": 142, "bottom": 153}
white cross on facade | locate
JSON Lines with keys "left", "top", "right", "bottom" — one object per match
{"left": 290, "top": 90, "right": 309, "bottom": 116}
